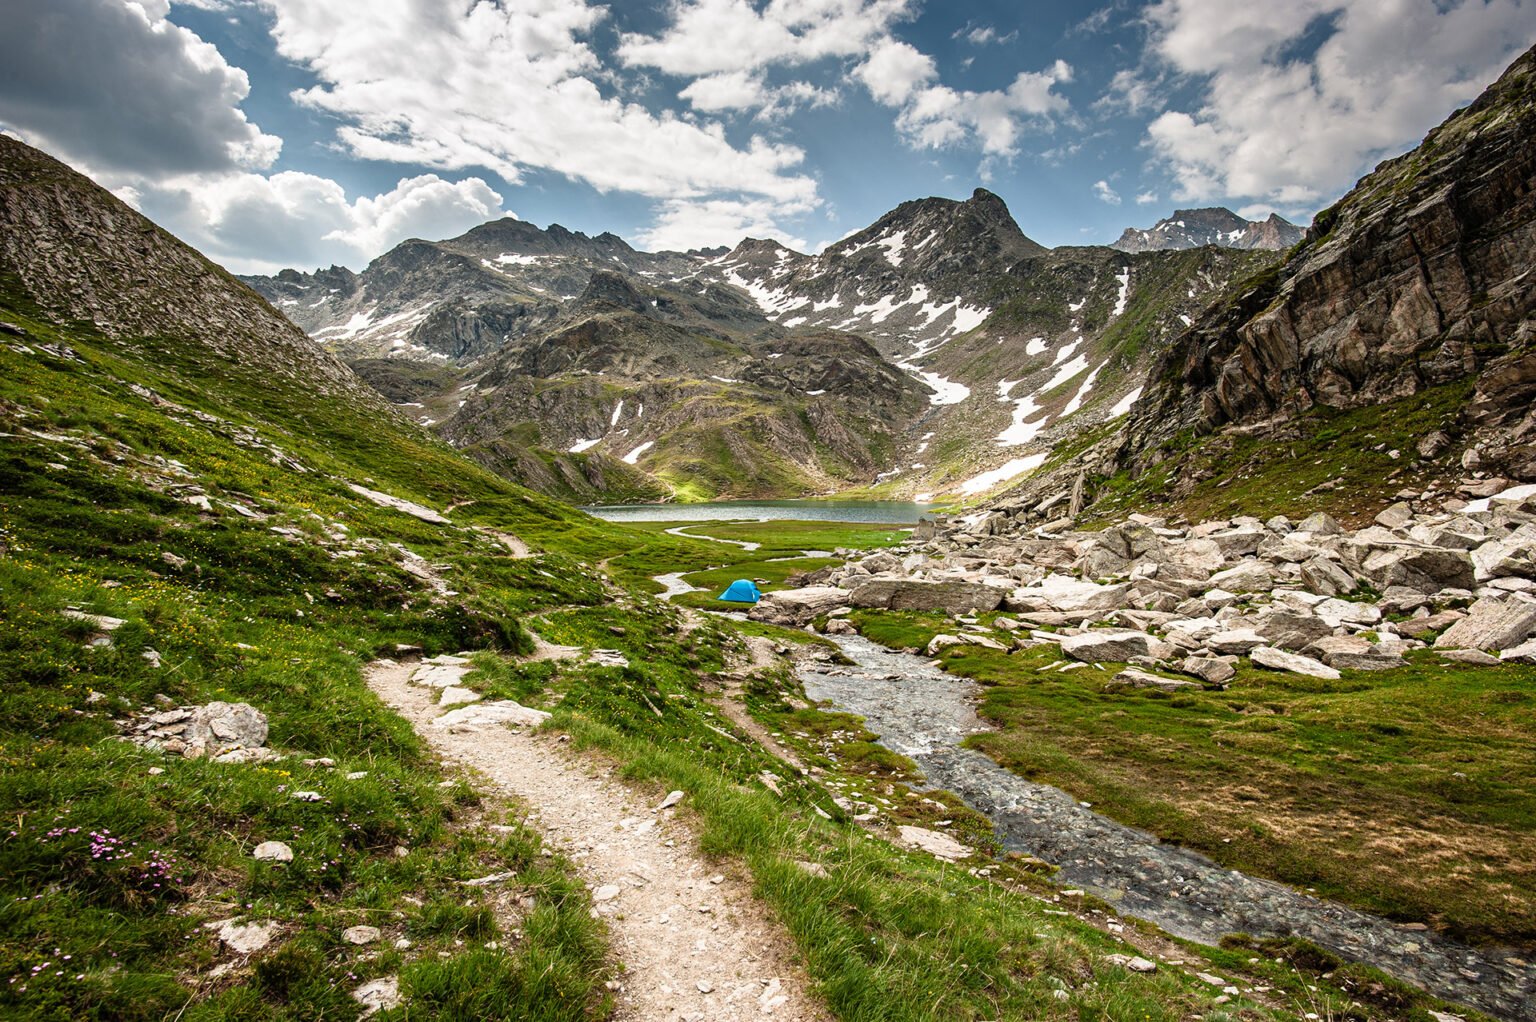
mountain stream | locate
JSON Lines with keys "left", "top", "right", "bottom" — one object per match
{"left": 798, "top": 634, "right": 1534, "bottom": 1021}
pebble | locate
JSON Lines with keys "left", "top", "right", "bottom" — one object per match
{"left": 253, "top": 840, "right": 293, "bottom": 862}
{"left": 343, "top": 925, "right": 381, "bottom": 945}
{"left": 592, "top": 884, "right": 621, "bottom": 902}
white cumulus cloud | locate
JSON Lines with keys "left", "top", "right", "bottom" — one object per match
{"left": 0, "top": 0, "right": 280, "bottom": 176}
{"left": 1093, "top": 180, "right": 1121, "bottom": 205}
{"left": 638, "top": 196, "right": 814, "bottom": 252}
{"left": 1143, "top": 0, "right": 1536, "bottom": 210}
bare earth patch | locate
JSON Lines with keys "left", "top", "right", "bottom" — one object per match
{"left": 368, "top": 657, "right": 830, "bottom": 1022}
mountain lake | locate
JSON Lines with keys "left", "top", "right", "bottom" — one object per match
{"left": 583, "top": 499, "right": 936, "bottom": 524}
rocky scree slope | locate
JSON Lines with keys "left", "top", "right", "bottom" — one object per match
{"left": 0, "top": 136, "right": 382, "bottom": 410}
{"left": 1111, "top": 208, "right": 1305, "bottom": 254}
{"left": 1093, "top": 43, "right": 1536, "bottom": 508}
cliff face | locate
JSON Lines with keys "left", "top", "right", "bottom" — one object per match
{"left": 1120, "top": 43, "right": 1536, "bottom": 480}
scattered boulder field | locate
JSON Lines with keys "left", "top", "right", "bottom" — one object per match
{"left": 752, "top": 482, "right": 1536, "bottom": 680}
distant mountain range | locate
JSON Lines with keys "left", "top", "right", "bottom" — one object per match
{"left": 242, "top": 194, "right": 1277, "bottom": 503}
{"left": 1111, "top": 207, "right": 1305, "bottom": 254}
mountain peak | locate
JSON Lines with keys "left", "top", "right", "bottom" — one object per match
{"left": 1111, "top": 207, "right": 1303, "bottom": 253}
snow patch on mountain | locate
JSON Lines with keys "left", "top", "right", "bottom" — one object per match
{"left": 959, "top": 453, "right": 1047, "bottom": 495}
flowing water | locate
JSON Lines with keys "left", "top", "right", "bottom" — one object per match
{"left": 799, "top": 634, "right": 1534, "bottom": 1021}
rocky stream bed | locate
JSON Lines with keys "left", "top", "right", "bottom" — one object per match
{"left": 799, "top": 634, "right": 1535, "bottom": 1021}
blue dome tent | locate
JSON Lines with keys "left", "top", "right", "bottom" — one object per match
{"left": 717, "top": 579, "right": 762, "bottom": 603}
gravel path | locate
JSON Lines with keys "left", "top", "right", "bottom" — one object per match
{"left": 368, "top": 658, "right": 829, "bottom": 1022}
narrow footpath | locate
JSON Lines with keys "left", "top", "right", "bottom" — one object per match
{"left": 367, "top": 658, "right": 829, "bottom": 1022}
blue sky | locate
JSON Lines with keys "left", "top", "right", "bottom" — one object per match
{"left": 3, "top": 1, "right": 1533, "bottom": 273}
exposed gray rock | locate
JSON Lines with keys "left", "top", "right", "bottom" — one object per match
{"left": 1296, "top": 512, "right": 1345, "bottom": 536}
{"left": 1300, "top": 557, "right": 1358, "bottom": 596}
{"left": 1207, "top": 562, "right": 1275, "bottom": 593}
{"left": 1105, "top": 668, "right": 1200, "bottom": 693}
{"left": 1439, "top": 648, "right": 1501, "bottom": 666}
{"left": 1433, "top": 597, "right": 1536, "bottom": 651}
{"left": 1059, "top": 630, "right": 1154, "bottom": 663}
{"left": 1305, "top": 635, "right": 1374, "bottom": 659}
{"left": 1249, "top": 646, "right": 1340, "bottom": 679}
{"left": 1471, "top": 525, "right": 1536, "bottom": 580}
{"left": 748, "top": 586, "right": 849, "bottom": 627}
{"left": 1498, "top": 639, "right": 1536, "bottom": 663}
{"left": 1395, "top": 610, "right": 1466, "bottom": 638}
{"left": 184, "top": 702, "right": 269, "bottom": 758}
{"left": 212, "top": 919, "right": 279, "bottom": 954}
{"left": 253, "top": 840, "right": 294, "bottom": 862}
{"left": 1323, "top": 651, "right": 1407, "bottom": 671}
{"left": 343, "top": 925, "right": 382, "bottom": 945}
{"left": 431, "top": 700, "right": 550, "bottom": 730}
{"left": 352, "top": 976, "right": 401, "bottom": 1017}
{"left": 1359, "top": 546, "right": 1476, "bottom": 593}
{"left": 1207, "top": 629, "right": 1267, "bottom": 655}
{"left": 1008, "top": 574, "right": 1131, "bottom": 613}
{"left": 850, "top": 579, "right": 1005, "bottom": 614}
{"left": 1252, "top": 609, "right": 1334, "bottom": 651}
{"left": 1177, "top": 656, "right": 1236, "bottom": 685}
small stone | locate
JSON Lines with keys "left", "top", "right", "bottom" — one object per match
{"left": 253, "top": 840, "right": 294, "bottom": 862}
{"left": 592, "top": 884, "right": 621, "bottom": 902}
{"left": 697, "top": 980, "right": 714, "bottom": 993}
{"left": 658, "top": 790, "right": 686, "bottom": 811}
{"left": 351, "top": 976, "right": 401, "bottom": 1017}
{"left": 343, "top": 925, "right": 381, "bottom": 945}
{"left": 290, "top": 790, "right": 322, "bottom": 802}
{"left": 212, "top": 919, "right": 279, "bottom": 954}
{"left": 147, "top": 766, "right": 165, "bottom": 776}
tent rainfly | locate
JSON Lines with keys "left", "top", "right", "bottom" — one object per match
{"left": 717, "top": 579, "right": 762, "bottom": 603}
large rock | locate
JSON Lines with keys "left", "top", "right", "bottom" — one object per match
{"left": 1434, "top": 597, "right": 1536, "bottom": 651}
{"left": 184, "top": 702, "right": 268, "bottom": 758}
{"left": 1207, "top": 561, "right": 1275, "bottom": 593}
{"left": 1105, "top": 668, "right": 1200, "bottom": 693}
{"left": 1249, "top": 646, "right": 1340, "bottom": 679}
{"left": 431, "top": 700, "right": 549, "bottom": 730}
{"left": 1300, "top": 557, "right": 1358, "bottom": 596}
{"left": 1059, "top": 630, "right": 1155, "bottom": 663}
{"left": 748, "top": 586, "right": 849, "bottom": 627}
{"left": 1295, "top": 512, "right": 1345, "bottom": 536}
{"left": 1358, "top": 546, "right": 1476, "bottom": 593}
{"left": 1161, "top": 538, "right": 1225, "bottom": 575}
{"left": 1471, "top": 524, "right": 1536, "bottom": 580}
{"left": 1252, "top": 609, "right": 1334, "bottom": 651}
{"left": 849, "top": 579, "right": 1004, "bottom": 614}
{"left": 1177, "top": 656, "right": 1236, "bottom": 685}
{"left": 1207, "top": 525, "right": 1266, "bottom": 558}
{"left": 1206, "top": 628, "right": 1267, "bottom": 655}
{"left": 1007, "top": 573, "right": 1131, "bottom": 613}
{"left": 1395, "top": 609, "right": 1466, "bottom": 638}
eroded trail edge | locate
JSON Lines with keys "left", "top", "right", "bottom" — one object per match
{"left": 367, "top": 658, "right": 828, "bottom": 1022}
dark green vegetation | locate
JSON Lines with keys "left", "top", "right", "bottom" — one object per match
{"left": 1089, "top": 380, "right": 1473, "bottom": 526}
{"left": 853, "top": 609, "right": 1536, "bottom": 947}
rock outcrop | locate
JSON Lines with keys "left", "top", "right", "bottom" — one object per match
{"left": 1119, "top": 44, "right": 1536, "bottom": 483}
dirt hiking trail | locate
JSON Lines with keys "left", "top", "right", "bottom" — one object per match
{"left": 368, "top": 658, "right": 829, "bottom": 1022}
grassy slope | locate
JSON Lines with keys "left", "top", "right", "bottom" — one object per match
{"left": 852, "top": 609, "right": 1536, "bottom": 948}
{"left": 0, "top": 284, "right": 636, "bottom": 1021}
{"left": 1086, "top": 380, "right": 1473, "bottom": 527}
